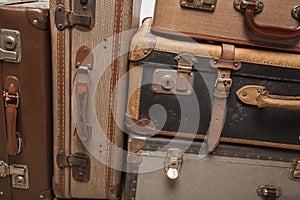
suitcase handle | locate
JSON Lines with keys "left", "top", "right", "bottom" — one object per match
{"left": 236, "top": 85, "right": 300, "bottom": 111}
{"left": 235, "top": 0, "right": 300, "bottom": 39}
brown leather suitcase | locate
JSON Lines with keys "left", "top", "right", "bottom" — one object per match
{"left": 0, "top": 1, "right": 53, "bottom": 200}
{"left": 50, "top": 0, "right": 134, "bottom": 198}
{"left": 152, "top": 0, "right": 300, "bottom": 52}
{"left": 125, "top": 136, "right": 300, "bottom": 200}
{"left": 126, "top": 18, "right": 300, "bottom": 152}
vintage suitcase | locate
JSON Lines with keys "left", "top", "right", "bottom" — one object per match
{"left": 0, "top": 1, "right": 53, "bottom": 200}
{"left": 126, "top": 18, "right": 300, "bottom": 152}
{"left": 124, "top": 136, "right": 300, "bottom": 200}
{"left": 152, "top": 0, "right": 300, "bottom": 52}
{"left": 50, "top": 0, "right": 134, "bottom": 198}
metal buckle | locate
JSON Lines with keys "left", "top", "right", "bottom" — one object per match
{"left": 257, "top": 185, "right": 282, "bottom": 198}
{"left": 214, "top": 78, "right": 232, "bottom": 88}
{"left": 3, "top": 91, "right": 20, "bottom": 108}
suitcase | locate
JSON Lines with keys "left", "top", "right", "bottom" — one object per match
{"left": 124, "top": 136, "right": 300, "bottom": 200}
{"left": 50, "top": 0, "right": 133, "bottom": 198}
{"left": 0, "top": 1, "right": 53, "bottom": 200}
{"left": 126, "top": 18, "right": 300, "bottom": 152}
{"left": 152, "top": 0, "right": 300, "bottom": 52}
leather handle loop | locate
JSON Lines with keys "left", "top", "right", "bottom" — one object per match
{"left": 237, "top": 85, "right": 300, "bottom": 111}
{"left": 243, "top": 2, "right": 300, "bottom": 39}
{"left": 6, "top": 104, "right": 18, "bottom": 155}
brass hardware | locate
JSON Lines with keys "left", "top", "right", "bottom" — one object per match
{"left": 152, "top": 53, "right": 196, "bottom": 95}
{"left": 257, "top": 185, "right": 282, "bottom": 198}
{"left": 55, "top": 0, "right": 95, "bottom": 31}
{"left": 234, "top": 0, "right": 264, "bottom": 14}
{"left": 0, "top": 161, "right": 29, "bottom": 190}
{"left": 289, "top": 158, "right": 300, "bottom": 181}
{"left": 57, "top": 151, "right": 91, "bottom": 182}
{"left": 164, "top": 148, "right": 183, "bottom": 180}
{"left": 292, "top": 5, "right": 300, "bottom": 20}
{"left": 0, "top": 29, "right": 21, "bottom": 63}
{"left": 180, "top": 0, "right": 217, "bottom": 11}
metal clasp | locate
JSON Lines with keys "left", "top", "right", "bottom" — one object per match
{"left": 57, "top": 151, "right": 91, "bottom": 182}
{"left": 257, "top": 185, "right": 282, "bottom": 199}
{"left": 164, "top": 148, "right": 183, "bottom": 180}
{"left": 0, "top": 161, "right": 29, "bottom": 190}
{"left": 180, "top": 0, "right": 217, "bottom": 11}
{"left": 289, "top": 158, "right": 300, "bottom": 181}
{"left": 3, "top": 91, "right": 20, "bottom": 108}
{"left": 292, "top": 5, "right": 300, "bottom": 20}
{"left": 152, "top": 53, "right": 196, "bottom": 95}
{"left": 0, "top": 29, "right": 21, "bottom": 63}
{"left": 234, "top": 0, "right": 264, "bottom": 14}
{"left": 55, "top": 0, "right": 95, "bottom": 31}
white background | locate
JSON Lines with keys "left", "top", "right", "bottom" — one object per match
{"left": 140, "top": 0, "right": 156, "bottom": 25}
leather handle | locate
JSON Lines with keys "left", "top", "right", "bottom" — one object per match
{"left": 239, "top": 1, "right": 300, "bottom": 39}
{"left": 237, "top": 85, "right": 300, "bottom": 111}
{"left": 3, "top": 76, "right": 20, "bottom": 155}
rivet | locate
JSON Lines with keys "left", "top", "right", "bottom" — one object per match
{"left": 153, "top": 88, "right": 158, "bottom": 92}
{"left": 39, "top": 195, "right": 44, "bottom": 199}
{"left": 143, "top": 50, "right": 148, "bottom": 55}
{"left": 87, "top": 64, "right": 92, "bottom": 68}
{"left": 0, "top": 191, "right": 3, "bottom": 195}
{"left": 76, "top": 62, "right": 81, "bottom": 67}
{"left": 213, "top": 60, "right": 217, "bottom": 64}
{"left": 58, "top": 7, "right": 62, "bottom": 12}
{"left": 13, "top": 184, "right": 16, "bottom": 188}
{"left": 242, "top": 92, "right": 247, "bottom": 97}
{"left": 33, "top": 19, "right": 38, "bottom": 24}
{"left": 187, "top": 91, "right": 192, "bottom": 95}
{"left": 58, "top": 24, "right": 63, "bottom": 29}
{"left": 4, "top": 36, "right": 17, "bottom": 50}
{"left": 0, "top": 161, "right": 3, "bottom": 166}
{"left": 180, "top": 1, "right": 187, "bottom": 6}
{"left": 0, "top": 173, "right": 4, "bottom": 177}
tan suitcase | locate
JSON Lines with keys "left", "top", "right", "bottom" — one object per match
{"left": 50, "top": 0, "right": 134, "bottom": 198}
{"left": 152, "top": 0, "right": 300, "bottom": 52}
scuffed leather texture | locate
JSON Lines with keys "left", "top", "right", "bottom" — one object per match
{"left": 0, "top": 2, "right": 53, "bottom": 200}
{"left": 152, "top": 0, "right": 300, "bottom": 52}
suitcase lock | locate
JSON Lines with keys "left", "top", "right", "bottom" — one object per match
{"left": 0, "top": 29, "right": 21, "bottom": 63}
{"left": 164, "top": 148, "right": 183, "bottom": 180}
{"left": 180, "top": 0, "right": 217, "bottom": 11}
{"left": 0, "top": 161, "right": 29, "bottom": 189}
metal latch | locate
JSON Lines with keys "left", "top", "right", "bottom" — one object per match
{"left": 164, "top": 148, "right": 183, "bottom": 180}
{"left": 257, "top": 185, "right": 282, "bottom": 199}
{"left": 0, "top": 161, "right": 29, "bottom": 190}
{"left": 234, "top": 0, "right": 264, "bottom": 14}
{"left": 0, "top": 29, "right": 21, "bottom": 63}
{"left": 55, "top": 0, "right": 95, "bottom": 31}
{"left": 289, "top": 158, "right": 300, "bottom": 181}
{"left": 152, "top": 53, "right": 196, "bottom": 95}
{"left": 180, "top": 0, "right": 217, "bottom": 11}
{"left": 57, "top": 150, "right": 91, "bottom": 182}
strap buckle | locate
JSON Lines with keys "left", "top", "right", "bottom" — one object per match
{"left": 3, "top": 91, "right": 19, "bottom": 108}
{"left": 214, "top": 77, "right": 232, "bottom": 88}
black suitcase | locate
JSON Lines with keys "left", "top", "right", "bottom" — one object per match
{"left": 126, "top": 18, "right": 300, "bottom": 152}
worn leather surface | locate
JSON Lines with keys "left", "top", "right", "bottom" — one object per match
{"left": 152, "top": 0, "right": 300, "bottom": 52}
{"left": 0, "top": 3, "right": 53, "bottom": 200}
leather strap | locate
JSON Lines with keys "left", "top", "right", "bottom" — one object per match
{"left": 3, "top": 76, "right": 20, "bottom": 155}
{"left": 207, "top": 44, "right": 241, "bottom": 152}
{"left": 237, "top": 85, "right": 300, "bottom": 111}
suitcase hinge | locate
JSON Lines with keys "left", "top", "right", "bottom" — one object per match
{"left": 0, "top": 161, "right": 29, "bottom": 190}
{"left": 257, "top": 185, "right": 282, "bottom": 199}
{"left": 180, "top": 0, "right": 217, "bottom": 11}
{"left": 55, "top": 0, "right": 95, "bottom": 31}
{"left": 0, "top": 29, "right": 21, "bottom": 63}
{"left": 289, "top": 158, "right": 300, "bottom": 181}
{"left": 164, "top": 148, "right": 183, "bottom": 180}
{"left": 57, "top": 150, "right": 91, "bottom": 182}
{"left": 152, "top": 53, "right": 196, "bottom": 95}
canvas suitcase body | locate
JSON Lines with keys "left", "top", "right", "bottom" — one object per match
{"left": 50, "top": 0, "right": 133, "bottom": 198}
{"left": 152, "top": 0, "right": 300, "bottom": 52}
{"left": 0, "top": 1, "right": 53, "bottom": 200}
{"left": 124, "top": 136, "right": 300, "bottom": 200}
{"left": 126, "top": 18, "right": 300, "bottom": 152}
